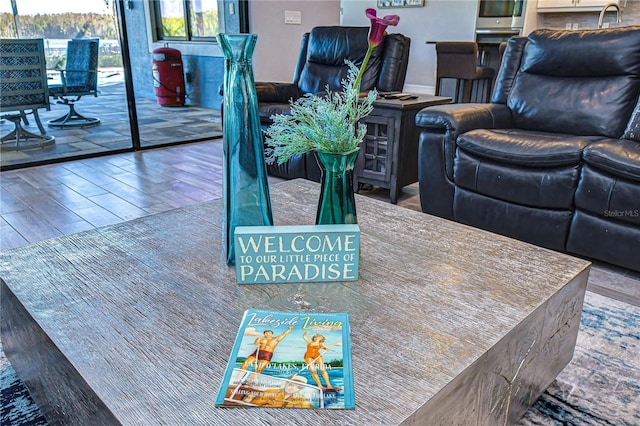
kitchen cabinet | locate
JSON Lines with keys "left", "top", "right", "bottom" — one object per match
{"left": 537, "top": 0, "right": 626, "bottom": 13}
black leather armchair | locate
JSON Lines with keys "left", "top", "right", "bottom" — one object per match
{"left": 256, "top": 26, "right": 410, "bottom": 181}
{"left": 416, "top": 27, "right": 640, "bottom": 273}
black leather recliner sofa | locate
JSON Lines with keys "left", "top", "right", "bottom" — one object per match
{"left": 255, "top": 26, "right": 410, "bottom": 181}
{"left": 415, "top": 27, "right": 640, "bottom": 272}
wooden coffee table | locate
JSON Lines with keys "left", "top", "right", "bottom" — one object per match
{"left": 1, "top": 179, "right": 590, "bottom": 425}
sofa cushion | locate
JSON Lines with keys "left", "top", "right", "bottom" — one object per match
{"left": 582, "top": 139, "right": 640, "bottom": 182}
{"left": 266, "top": 153, "right": 308, "bottom": 180}
{"left": 508, "top": 27, "right": 640, "bottom": 138}
{"left": 509, "top": 74, "right": 638, "bottom": 137}
{"left": 575, "top": 164, "right": 640, "bottom": 226}
{"left": 258, "top": 103, "right": 291, "bottom": 124}
{"left": 454, "top": 188, "right": 572, "bottom": 251}
{"left": 567, "top": 211, "right": 640, "bottom": 271}
{"left": 454, "top": 149, "right": 580, "bottom": 209}
{"left": 522, "top": 28, "right": 640, "bottom": 77}
{"left": 457, "top": 129, "right": 597, "bottom": 167}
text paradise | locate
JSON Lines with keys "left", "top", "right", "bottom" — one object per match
{"left": 234, "top": 225, "right": 360, "bottom": 284}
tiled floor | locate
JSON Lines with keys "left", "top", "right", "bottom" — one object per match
{"left": 1, "top": 140, "right": 224, "bottom": 250}
{"left": 0, "top": 82, "right": 222, "bottom": 169}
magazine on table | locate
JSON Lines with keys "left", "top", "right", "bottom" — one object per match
{"left": 215, "top": 309, "right": 354, "bottom": 409}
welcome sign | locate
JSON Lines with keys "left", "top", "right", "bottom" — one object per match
{"left": 234, "top": 225, "right": 360, "bottom": 284}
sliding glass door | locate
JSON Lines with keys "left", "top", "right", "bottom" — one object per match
{"left": 0, "top": 0, "right": 134, "bottom": 169}
{"left": 1, "top": 0, "right": 238, "bottom": 170}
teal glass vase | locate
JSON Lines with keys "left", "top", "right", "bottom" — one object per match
{"left": 218, "top": 33, "right": 273, "bottom": 265}
{"left": 315, "top": 149, "right": 359, "bottom": 225}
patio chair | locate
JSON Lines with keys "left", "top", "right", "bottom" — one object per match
{"left": 0, "top": 38, "right": 55, "bottom": 151}
{"left": 47, "top": 38, "right": 101, "bottom": 128}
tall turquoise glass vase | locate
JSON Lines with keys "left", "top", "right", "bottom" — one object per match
{"left": 315, "top": 149, "right": 359, "bottom": 225}
{"left": 218, "top": 33, "right": 273, "bottom": 265}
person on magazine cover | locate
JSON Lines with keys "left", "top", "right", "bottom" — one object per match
{"left": 302, "top": 332, "right": 335, "bottom": 390}
{"left": 242, "top": 375, "right": 313, "bottom": 408}
{"left": 239, "top": 326, "right": 294, "bottom": 374}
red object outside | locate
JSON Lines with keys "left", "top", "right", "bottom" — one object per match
{"left": 152, "top": 47, "right": 185, "bottom": 106}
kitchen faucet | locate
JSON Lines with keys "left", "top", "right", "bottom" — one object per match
{"left": 597, "top": 3, "right": 623, "bottom": 29}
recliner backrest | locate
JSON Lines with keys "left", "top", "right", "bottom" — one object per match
{"left": 491, "top": 36, "right": 527, "bottom": 105}
{"left": 293, "top": 26, "right": 409, "bottom": 95}
{"left": 493, "top": 27, "right": 640, "bottom": 138}
{"left": 65, "top": 39, "right": 99, "bottom": 91}
{"left": 377, "top": 33, "right": 410, "bottom": 92}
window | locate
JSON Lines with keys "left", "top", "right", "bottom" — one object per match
{"left": 144, "top": 0, "right": 247, "bottom": 57}
{"left": 153, "top": 0, "right": 219, "bottom": 41}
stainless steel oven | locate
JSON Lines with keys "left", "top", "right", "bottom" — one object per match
{"left": 476, "top": 0, "right": 526, "bottom": 30}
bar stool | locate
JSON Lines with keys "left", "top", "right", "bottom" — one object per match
{"left": 435, "top": 42, "right": 495, "bottom": 103}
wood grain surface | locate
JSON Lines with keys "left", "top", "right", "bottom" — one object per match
{"left": 1, "top": 179, "right": 590, "bottom": 425}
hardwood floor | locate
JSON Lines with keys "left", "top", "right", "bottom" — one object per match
{"left": 1, "top": 140, "right": 223, "bottom": 250}
{"left": 1, "top": 139, "right": 639, "bottom": 307}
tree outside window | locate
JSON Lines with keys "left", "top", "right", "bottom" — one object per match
{"left": 155, "top": 0, "right": 219, "bottom": 41}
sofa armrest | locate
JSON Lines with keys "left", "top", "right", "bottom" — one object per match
{"left": 416, "top": 103, "right": 513, "bottom": 136}
{"left": 255, "top": 82, "right": 302, "bottom": 103}
{"left": 416, "top": 103, "right": 512, "bottom": 220}
{"left": 416, "top": 102, "right": 512, "bottom": 182}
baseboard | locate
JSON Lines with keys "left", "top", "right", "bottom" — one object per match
{"left": 402, "top": 84, "right": 435, "bottom": 95}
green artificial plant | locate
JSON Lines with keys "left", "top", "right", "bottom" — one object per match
{"left": 264, "top": 9, "right": 400, "bottom": 165}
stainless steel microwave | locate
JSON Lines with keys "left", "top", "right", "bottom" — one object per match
{"left": 476, "top": 0, "right": 526, "bottom": 30}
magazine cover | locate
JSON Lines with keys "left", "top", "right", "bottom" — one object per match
{"left": 215, "top": 309, "right": 354, "bottom": 409}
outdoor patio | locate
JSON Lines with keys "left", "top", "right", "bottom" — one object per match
{"left": 0, "top": 80, "right": 222, "bottom": 169}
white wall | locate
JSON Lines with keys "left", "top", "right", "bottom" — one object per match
{"left": 248, "top": 0, "right": 505, "bottom": 93}
{"left": 340, "top": 0, "right": 479, "bottom": 94}
{"left": 249, "top": 0, "right": 341, "bottom": 82}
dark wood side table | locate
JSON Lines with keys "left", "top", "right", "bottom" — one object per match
{"left": 356, "top": 94, "right": 451, "bottom": 203}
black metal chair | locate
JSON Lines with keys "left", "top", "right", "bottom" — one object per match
{"left": 47, "top": 38, "right": 101, "bottom": 128}
{"left": 435, "top": 42, "right": 495, "bottom": 103}
{"left": 0, "top": 38, "right": 55, "bottom": 151}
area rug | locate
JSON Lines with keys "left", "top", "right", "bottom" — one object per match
{"left": 0, "top": 344, "right": 47, "bottom": 425}
{"left": 518, "top": 291, "right": 640, "bottom": 425}
{"left": 2, "top": 291, "right": 638, "bottom": 425}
